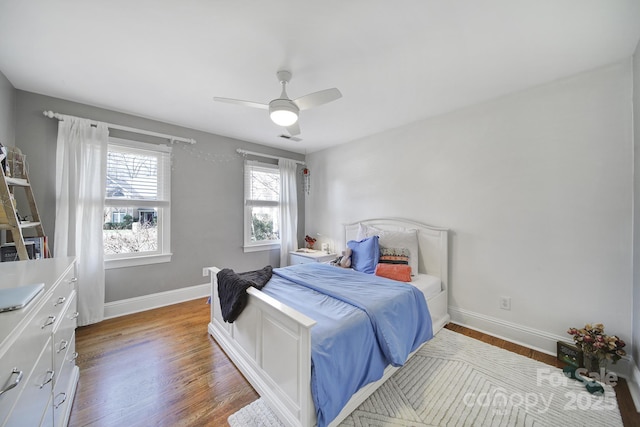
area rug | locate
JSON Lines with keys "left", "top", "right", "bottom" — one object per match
{"left": 228, "top": 328, "right": 624, "bottom": 426}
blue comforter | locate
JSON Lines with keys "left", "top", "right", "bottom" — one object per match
{"left": 261, "top": 263, "right": 433, "bottom": 427}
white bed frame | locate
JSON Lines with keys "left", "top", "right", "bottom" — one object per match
{"left": 208, "top": 218, "right": 449, "bottom": 427}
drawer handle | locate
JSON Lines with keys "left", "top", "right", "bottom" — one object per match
{"left": 57, "top": 340, "right": 69, "bottom": 353}
{"left": 0, "top": 368, "right": 23, "bottom": 396}
{"left": 71, "top": 312, "right": 80, "bottom": 319}
{"left": 69, "top": 352, "right": 79, "bottom": 363}
{"left": 41, "top": 315, "right": 56, "bottom": 329}
{"left": 54, "top": 392, "right": 67, "bottom": 409}
{"left": 40, "top": 370, "right": 55, "bottom": 388}
{"left": 69, "top": 277, "right": 78, "bottom": 284}
{"left": 55, "top": 296, "right": 66, "bottom": 306}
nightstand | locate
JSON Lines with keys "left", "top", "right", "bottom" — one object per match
{"left": 289, "top": 250, "right": 337, "bottom": 266}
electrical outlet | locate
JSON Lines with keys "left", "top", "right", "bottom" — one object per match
{"left": 499, "top": 296, "right": 511, "bottom": 311}
{"left": 202, "top": 267, "right": 209, "bottom": 277}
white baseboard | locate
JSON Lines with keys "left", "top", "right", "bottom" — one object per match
{"left": 104, "top": 283, "right": 210, "bottom": 319}
{"left": 629, "top": 361, "right": 640, "bottom": 412}
{"left": 448, "top": 305, "right": 635, "bottom": 381}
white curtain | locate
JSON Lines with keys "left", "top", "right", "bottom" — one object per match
{"left": 54, "top": 117, "right": 108, "bottom": 326}
{"left": 279, "top": 159, "right": 298, "bottom": 267}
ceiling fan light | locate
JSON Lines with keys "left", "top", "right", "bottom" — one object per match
{"left": 269, "top": 100, "right": 299, "bottom": 127}
{"left": 270, "top": 109, "right": 298, "bottom": 127}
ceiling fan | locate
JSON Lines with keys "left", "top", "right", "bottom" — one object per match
{"left": 214, "top": 70, "right": 342, "bottom": 136}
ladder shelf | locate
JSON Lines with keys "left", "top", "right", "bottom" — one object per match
{"left": 0, "top": 151, "right": 47, "bottom": 261}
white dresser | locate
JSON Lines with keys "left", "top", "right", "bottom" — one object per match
{"left": 0, "top": 257, "right": 79, "bottom": 427}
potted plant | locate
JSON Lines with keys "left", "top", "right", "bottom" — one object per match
{"left": 567, "top": 323, "right": 626, "bottom": 372}
{"left": 304, "top": 235, "right": 317, "bottom": 250}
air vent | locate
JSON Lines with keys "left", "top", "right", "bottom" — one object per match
{"left": 279, "top": 134, "right": 302, "bottom": 142}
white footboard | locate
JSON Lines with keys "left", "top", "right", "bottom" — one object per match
{"left": 208, "top": 267, "right": 317, "bottom": 427}
{"left": 208, "top": 266, "right": 450, "bottom": 427}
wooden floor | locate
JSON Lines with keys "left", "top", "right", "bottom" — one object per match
{"left": 69, "top": 298, "right": 640, "bottom": 427}
{"left": 69, "top": 298, "right": 258, "bottom": 426}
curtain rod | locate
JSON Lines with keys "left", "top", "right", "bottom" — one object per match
{"left": 237, "top": 148, "right": 305, "bottom": 164}
{"left": 43, "top": 110, "right": 196, "bottom": 145}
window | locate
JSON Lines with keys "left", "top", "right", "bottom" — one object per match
{"left": 103, "top": 138, "right": 172, "bottom": 268}
{"left": 111, "top": 210, "right": 128, "bottom": 223}
{"left": 244, "top": 161, "right": 280, "bottom": 252}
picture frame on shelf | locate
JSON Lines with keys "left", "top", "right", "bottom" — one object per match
{"left": 557, "top": 341, "right": 584, "bottom": 368}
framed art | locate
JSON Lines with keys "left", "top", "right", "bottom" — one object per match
{"left": 557, "top": 341, "right": 583, "bottom": 368}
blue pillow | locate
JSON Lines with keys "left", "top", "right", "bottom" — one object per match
{"left": 347, "top": 236, "right": 380, "bottom": 274}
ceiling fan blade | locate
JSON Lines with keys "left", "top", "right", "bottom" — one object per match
{"left": 213, "top": 97, "right": 269, "bottom": 110}
{"left": 286, "top": 122, "right": 301, "bottom": 136}
{"left": 293, "top": 88, "right": 342, "bottom": 111}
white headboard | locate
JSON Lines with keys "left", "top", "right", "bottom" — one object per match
{"left": 345, "top": 218, "right": 449, "bottom": 290}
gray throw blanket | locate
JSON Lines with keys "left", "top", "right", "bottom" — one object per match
{"left": 217, "top": 266, "right": 273, "bottom": 323}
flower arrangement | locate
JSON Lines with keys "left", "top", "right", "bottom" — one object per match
{"left": 567, "top": 323, "right": 626, "bottom": 364}
{"left": 304, "top": 235, "right": 317, "bottom": 249}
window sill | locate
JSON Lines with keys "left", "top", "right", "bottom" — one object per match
{"left": 243, "top": 243, "right": 280, "bottom": 253}
{"left": 105, "top": 253, "right": 172, "bottom": 269}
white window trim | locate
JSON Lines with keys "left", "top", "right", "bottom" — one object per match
{"left": 105, "top": 253, "right": 173, "bottom": 269}
{"left": 243, "top": 242, "right": 280, "bottom": 253}
{"left": 243, "top": 160, "right": 281, "bottom": 252}
{"left": 104, "top": 137, "right": 172, "bottom": 267}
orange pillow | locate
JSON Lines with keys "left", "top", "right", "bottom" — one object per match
{"left": 375, "top": 263, "right": 411, "bottom": 282}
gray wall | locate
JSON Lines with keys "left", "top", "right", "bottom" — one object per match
{"left": 305, "top": 60, "right": 634, "bottom": 355}
{"left": 0, "top": 70, "right": 15, "bottom": 147}
{"left": 14, "top": 90, "right": 305, "bottom": 302}
{"left": 633, "top": 40, "right": 640, "bottom": 383}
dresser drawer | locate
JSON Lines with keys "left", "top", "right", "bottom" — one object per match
{"left": 48, "top": 270, "right": 77, "bottom": 331}
{"left": 289, "top": 251, "right": 336, "bottom": 266}
{"left": 53, "top": 334, "right": 77, "bottom": 427}
{"left": 0, "top": 366, "right": 26, "bottom": 426}
{"left": 51, "top": 270, "right": 77, "bottom": 313}
{"left": 53, "top": 291, "right": 77, "bottom": 385}
{"left": 52, "top": 290, "right": 78, "bottom": 427}
{"left": 0, "top": 329, "right": 47, "bottom": 424}
{"left": 41, "top": 396, "right": 54, "bottom": 427}
{"left": 40, "top": 290, "right": 69, "bottom": 337}
{"left": 3, "top": 338, "right": 53, "bottom": 427}
{"left": 53, "top": 334, "right": 76, "bottom": 397}
{"left": 0, "top": 299, "right": 61, "bottom": 424}
{"left": 289, "top": 253, "right": 314, "bottom": 265}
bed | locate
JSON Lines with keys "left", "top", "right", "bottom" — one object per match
{"left": 208, "top": 218, "right": 450, "bottom": 427}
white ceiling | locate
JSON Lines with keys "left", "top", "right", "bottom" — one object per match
{"left": 1, "top": 1, "right": 639, "bottom": 154}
